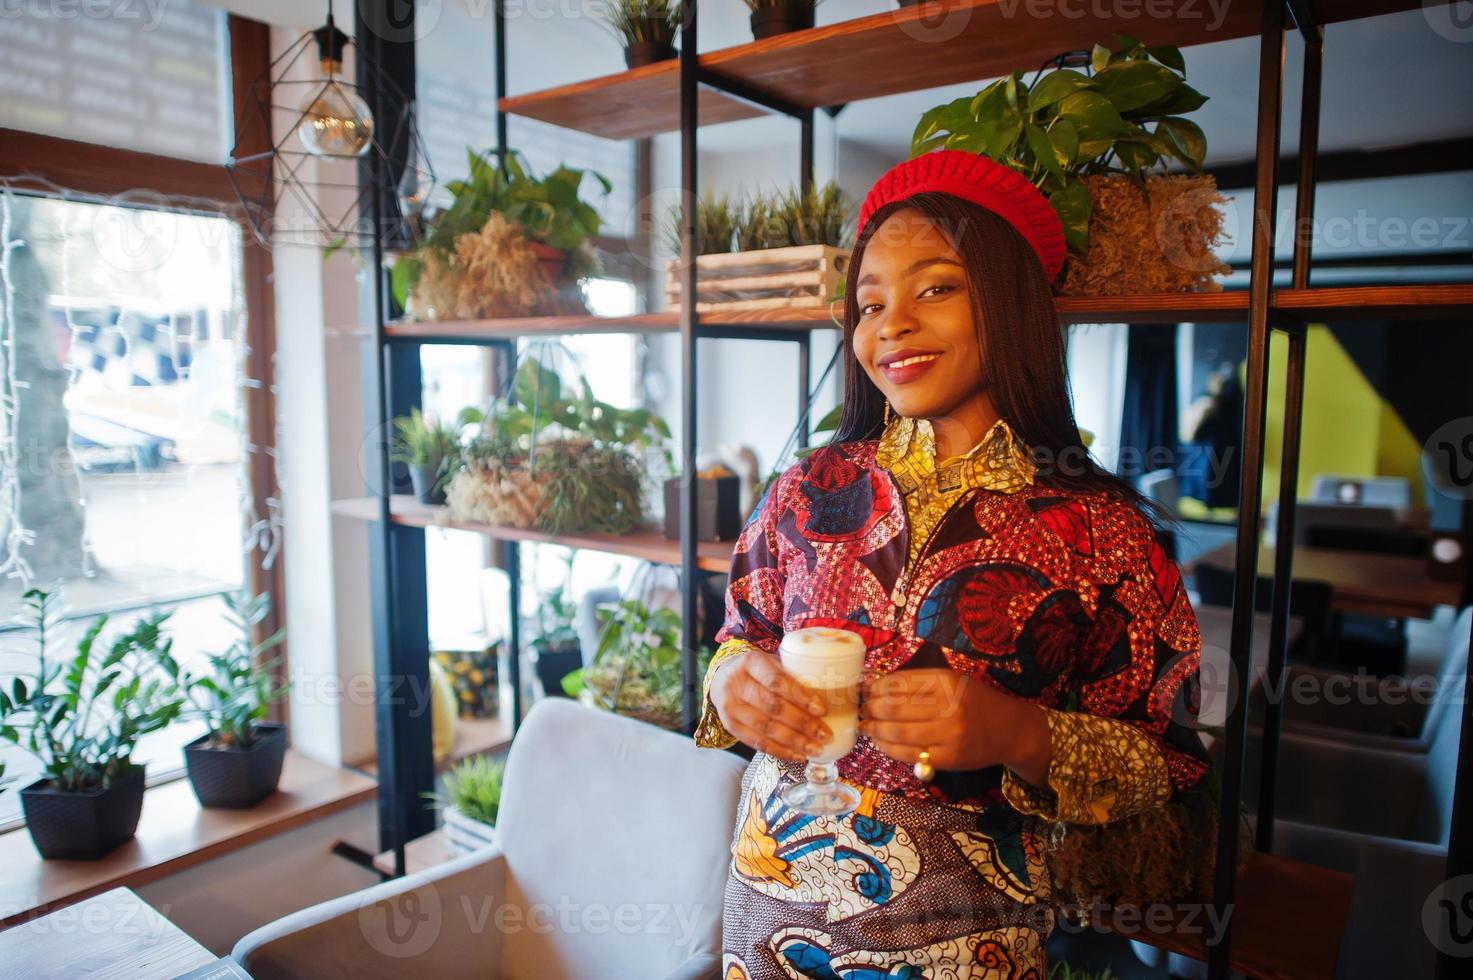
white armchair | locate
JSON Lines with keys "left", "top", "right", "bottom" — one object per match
{"left": 232, "top": 697, "right": 748, "bottom": 980}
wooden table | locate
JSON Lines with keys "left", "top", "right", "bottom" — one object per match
{"left": 1193, "top": 543, "right": 1461, "bottom": 620}
{"left": 0, "top": 887, "right": 216, "bottom": 979}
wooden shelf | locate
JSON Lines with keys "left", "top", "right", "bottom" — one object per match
{"left": 0, "top": 751, "right": 376, "bottom": 928}
{"left": 383, "top": 305, "right": 839, "bottom": 342}
{"left": 498, "top": 59, "right": 767, "bottom": 142}
{"left": 380, "top": 285, "right": 1471, "bottom": 342}
{"left": 500, "top": 0, "right": 1426, "bottom": 141}
{"left": 332, "top": 495, "right": 735, "bottom": 574}
{"left": 1275, "top": 283, "right": 1473, "bottom": 320}
{"left": 1120, "top": 850, "right": 1354, "bottom": 980}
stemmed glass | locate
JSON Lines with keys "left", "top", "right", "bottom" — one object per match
{"left": 777, "top": 628, "right": 867, "bottom": 816}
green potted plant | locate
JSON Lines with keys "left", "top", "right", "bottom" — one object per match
{"left": 445, "top": 356, "right": 672, "bottom": 535}
{"left": 0, "top": 589, "right": 185, "bottom": 860}
{"left": 745, "top": 0, "right": 818, "bottom": 40}
{"left": 661, "top": 190, "right": 739, "bottom": 256}
{"left": 664, "top": 181, "right": 852, "bottom": 312}
{"left": 910, "top": 35, "right": 1228, "bottom": 294}
{"left": 530, "top": 555, "right": 583, "bottom": 698}
{"left": 596, "top": 0, "right": 683, "bottom": 67}
{"left": 393, "top": 149, "right": 610, "bottom": 321}
{"left": 155, "top": 591, "right": 290, "bottom": 809}
{"left": 423, "top": 755, "right": 503, "bottom": 855}
{"left": 391, "top": 406, "right": 461, "bottom": 505}
{"left": 562, "top": 597, "right": 711, "bottom": 731}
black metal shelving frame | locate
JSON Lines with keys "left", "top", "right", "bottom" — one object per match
{"left": 349, "top": 3, "right": 1472, "bottom": 977}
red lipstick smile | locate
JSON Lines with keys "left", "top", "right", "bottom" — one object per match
{"left": 878, "top": 348, "right": 943, "bottom": 385}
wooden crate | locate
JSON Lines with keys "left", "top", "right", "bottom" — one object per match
{"left": 663, "top": 244, "right": 850, "bottom": 312}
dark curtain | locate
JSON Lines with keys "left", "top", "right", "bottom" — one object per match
{"left": 1119, "top": 323, "right": 1180, "bottom": 491}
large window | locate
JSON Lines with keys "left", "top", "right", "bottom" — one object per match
{"left": 0, "top": 191, "right": 260, "bottom": 826}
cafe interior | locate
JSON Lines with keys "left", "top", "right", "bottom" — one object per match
{"left": 0, "top": 2, "right": 1469, "bottom": 979}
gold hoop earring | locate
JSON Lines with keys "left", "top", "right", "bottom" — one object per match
{"left": 883, "top": 401, "right": 893, "bottom": 426}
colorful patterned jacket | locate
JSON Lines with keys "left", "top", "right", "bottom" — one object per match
{"left": 695, "top": 414, "right": 1210, "bottom": 824}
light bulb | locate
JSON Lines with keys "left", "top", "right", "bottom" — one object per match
{"left": 297, "top": 67, "right": 374, "bottom": 158}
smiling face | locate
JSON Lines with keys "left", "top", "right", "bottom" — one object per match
{"left": 852, "top": 207, "right": 999, "bottom": 448}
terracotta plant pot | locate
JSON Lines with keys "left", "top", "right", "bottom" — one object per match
{"left": 20, "top": 766, "right": 147, "bottom": 860}
{"left": 183, "top": 723, "right": 288, "bottom": 809}
{"left": 624, "top": 38, "right": 676, "bottom": 68}
{"left": 750, "top": 2, "right": 814, "bottom": 39}
{"left": 525, "top": 240, "right": 567, "bottom": 286}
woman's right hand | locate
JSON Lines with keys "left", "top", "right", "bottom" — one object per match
{"left": 710, "top": 647, "right": 832, "bottom": 762}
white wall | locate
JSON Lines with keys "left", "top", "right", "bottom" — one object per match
{"left": 267, "top": 22, "right": 378, "bottom": 770}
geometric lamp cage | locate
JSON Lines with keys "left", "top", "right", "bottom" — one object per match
{"left": 226, "top": 8, "right": 434, "bottom": 250}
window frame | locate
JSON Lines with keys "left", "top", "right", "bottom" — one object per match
{"left": 0, "top": 13, "right": 287, "bottom": 826}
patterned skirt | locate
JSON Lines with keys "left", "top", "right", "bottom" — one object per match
{"left": 722, "top": 753, "right": 1055, "bottom": 980}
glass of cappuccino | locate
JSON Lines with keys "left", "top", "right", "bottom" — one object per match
{"left": 777, "top": 626, "right": 866, "bottom": 816}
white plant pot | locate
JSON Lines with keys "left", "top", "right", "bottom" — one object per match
{"left": 442, "top": 804, "right": 497, "bottom": 855}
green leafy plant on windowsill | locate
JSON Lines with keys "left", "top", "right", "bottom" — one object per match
{"left": 911, "top": 35, "right": 1210, "bottom": 254}
{"left": 562, "top": 598, "right": 712, "bottom": 731}
{"left": 153, "top": 591, "right": 288, "bottom": 752}
{"left": 0, "top": 589, "right": 185, "bottom": 794}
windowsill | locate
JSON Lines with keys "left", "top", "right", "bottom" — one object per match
{"left": 0, "top": 750, "right": 377, "bottom": 929}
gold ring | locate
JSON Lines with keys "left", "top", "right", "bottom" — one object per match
{"left": 913, "top": 748, "right": 935, "bottom": 783}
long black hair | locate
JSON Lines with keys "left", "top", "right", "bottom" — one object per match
{"left": 835, "top": 191, "right": 1177, "bottom": 532}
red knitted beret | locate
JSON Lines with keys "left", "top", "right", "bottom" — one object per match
{"left": 857, "top": 150, "right": 1066, "bottom": 281}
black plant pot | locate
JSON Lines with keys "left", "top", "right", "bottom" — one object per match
{"left": 664, "top": 475, "right": 742, "bottom": 542}
{"left": 184, "top": 723, "right": 288, "bottom": 809}
{"left": 533, "top": 639, "right": 583, "bottom": 698}
{"left": 625, "top": 39, "right": 676, "bottom": 68}
{"left": 20, "top": 766, "right": 146, "bottom": 860}
{"left": 409, "top": 463, "right": 447, "bottom": 506}
{"left": 750, "top": 3, "right": 815, "bottom": 39}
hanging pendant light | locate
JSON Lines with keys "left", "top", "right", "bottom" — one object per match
{"left": 226, "top": 2, "right": 434, "bottom": 249}
{"left": 296, "top": 16, "right": 375, "bottom": 158}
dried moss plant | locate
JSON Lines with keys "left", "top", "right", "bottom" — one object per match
{"left": 446, "top": 357, "right": 670, "bottom": 535}
{"left": 1056, "top": 173, "right": 1230, "bottom": 295}
{"left": 409, "top": 212, "right": 551, "bottom": 321}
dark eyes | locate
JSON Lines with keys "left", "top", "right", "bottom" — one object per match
{"left": 859, "top": 283, "right": 958, "bottom": 316}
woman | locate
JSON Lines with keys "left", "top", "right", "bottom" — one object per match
{"left": 694, "top": 150, "right": 1210, "bottom": 979}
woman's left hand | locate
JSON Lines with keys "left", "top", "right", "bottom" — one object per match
{"left": 858, "top": 669, "right": 1051, "bottom": 782}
